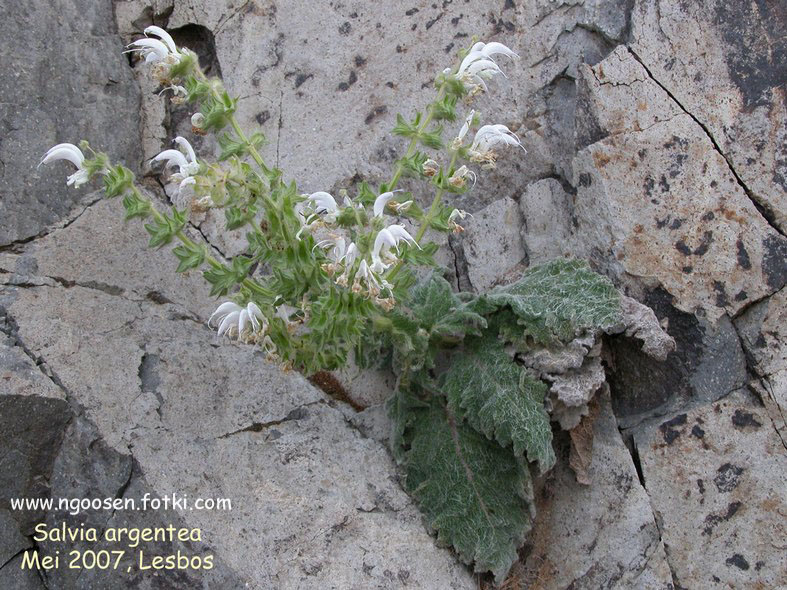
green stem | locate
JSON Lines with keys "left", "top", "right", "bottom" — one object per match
{"left": 133, "top": 186, "right": 274, "bottom": 299}
{"left": 386, "top": 149, "right": 459, "bottom": 283}
{"left": 387, "top": 83, "right": 447, "bottom": 191}
{"left": 195, "top": 69, "right": 269, "bottom": 172}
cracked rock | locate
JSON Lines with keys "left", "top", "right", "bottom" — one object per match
{"left": 735, "top": 287, "right": 787, "bottom": 442}
{"left": 452, "top": 197, "right": 527, "bottom": 292}
{"left": 4, "top": 281, "right": 475, "bottom": 588}
{"left": 630, "top": 0, "right": 787, "bottom": 234}
{"left": 633, "top": 390, "right": 787, "bottom": 589}
{"left": 516, "top": 388, "right": 674, "bottom": 589}
{"left": 572, "top": 46, "right": 787, "bottom": 322}
{"left": 0, "top": 0, "right": 141, "bottom": 247}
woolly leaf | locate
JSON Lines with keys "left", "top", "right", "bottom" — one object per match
{"left": 474, "top": 259, "right": 621, "bottom": 347}
{"left": 387, "top": 386, "right": 430, "bottom": 463}
{"left": 403, "top": 400, "right": 533, "bottom": 582}
{"left": 442, "top": 332, "right": 555, "bottom": 472}
{"left": 407, "top": 273, "right": 486, "bottom": 344}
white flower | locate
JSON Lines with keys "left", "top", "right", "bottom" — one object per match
{"left": 448, "top": 208, "right": 472, "bottom": 233}
{"left": 355, "top": 259, "right": 380, "bottom": 292}
{"left": 457, "top": 110, "right": 476, "bottom": 143}
{"left": 353, "top": 259, "right": 392, "bottom": 298}
{"left": 344, "top": 242, "right": 360, "bottom": 267}
{"left": 373, "top": 190, "right": 403, "bottom": 217}
{"left": 159, "top": 85, "right": 187, "bottom": 103}
{"left": 304, "top": 191, "right": 340, "bottom": 223}
{"left": 455, "top": 41, "right": 518, "bottom": 94}
{"left": 422, "top": 159, "right": 439, "bottom": 177}
{"left": 371, "top": 225, "right": 419, "bottom": 272}
{"left": 125, "top": 26, "right": 182, "bottom": 66}
{"left": 314, "top": 236, "right": 348, "bottom": 262}
{"left": 209, "top": 301, "right": 267, "bottom": 341}
{"left": 392, "top": 200, "right": 413, "bottom": 214}
{"left": 39, "top": 143, "right": 96, "bottom": 188}
{"left": 468, "top": 124, "right": 525, "bottom": 167}
{"left": 151, "top": 136, "right": 200, "bottom": 190}
{"left": 448, "top": 165, "right": 476, "bottom": 189}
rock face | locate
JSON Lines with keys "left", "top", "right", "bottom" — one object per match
{"left": 634, "top": 390, "right": 787, "bottom": 589}
{"left": 0, "top": 0, "right": 141, "bottom": 246}
{"left": 1, "top": 199, "right": 475, "bottom": 588}
{"left": 630, "top": 0, "right": 787, "bottom": 234}
{"left": 517, "top": 391, "right": 675, "bottom": 589}
{"left": 1, "top": 0, "right": 786, "bottom": 588}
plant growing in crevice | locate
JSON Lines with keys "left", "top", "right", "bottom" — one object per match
{"left": 40, "top": 26, "right": 673, "bottom": 583}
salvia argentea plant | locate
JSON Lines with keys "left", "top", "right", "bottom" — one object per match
{"left": 41, "top": 26, "right": 673, "bottom": 583}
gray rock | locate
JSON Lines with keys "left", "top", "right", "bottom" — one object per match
{"left": 572, "top": 45, "right": 786, "bottom": 322}
{"left": 0, "top": 552, "right": 46, "bottom": 590}
{"left": 4, "top": 280, "right": 475, "bottom": 588}
{"left": 6, "top": 194, "right": 218, "bottom": 319}
{"left": 517, "top": 389, "right": 675, "bottom": 589}
{"left": 633, "top": 390, "right": 787, "bottom": 589}
{"left": 610, "top": 291, "right": 748, "bottom": 430}
{"left": 519, "top": 179, "right": 575, "bottom": 265}
{"left": 0, "top": 329, "right": 70, "bottom": 536}
{"left": 451, "top": 197, "right": 527, "bottom": 292}
{"left": 735, "top": 287, "right": 787, "bottom": 442}
{"left": 0, "top": 0, "right": 141, "bottom": 246}
{"left": 630, "top": 0, "right": 787, "bottom": 233}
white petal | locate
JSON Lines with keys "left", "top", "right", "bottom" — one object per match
{"left": 307, "top": 191, "right": 338, "bottom": 214}
{"left": 373, "top": 229, "right": 397, "bottom": 258}
{"left": 480, "top": 41, "right": 519, "bottom": 60}
{"left": 469, "top": 74, "right": 489, "bottom": 93}
{"left": 152, "top": 149, "right": 189, "bottom": 170}
{"left": 179, "top": 176, "right": 196, "bottom": 190}
{"left": 209, "top": 302, "right": 241, "bottom": 326}
{"left": 144, "top": 25, "right": 178, "bottom": 54}
{"left": 467, "top": 59, "right": 504, "bottom": 78}
{"left": 373, "top": 190, "right": 401, "bottom": 217}
{"left": 370, "top": 255, "right": 388, "bottom": 274}
{"left": 457, "top": 49, "right": 484, "bottom": 76}
{"left": 386, "top": 225, "right": 420, "bottom": 249}
{"left": 246, "top": 302, "right": 264, "bottom": 332}
{"left": 127, "top": 38, "right": 169, "bottom": 60}
{"left": 457, "top": 109, "right": 475, "bottom": 141}
{"left": 217, "top": 311, "right": 241, "bottom": 337}
{"left": 344, "top": 243, "right": 359, "bottom": 266}
{"left": 66, "top": 169, "right": 90, "bottom": 188}
{"left": 40, "top": 144, "right": 85, "bottom": 168}
{"left": 238, "top": 309, "right": 250, "bottom": 334}
{"left": 174, "top": 136, "right": 197, "bottom": 164}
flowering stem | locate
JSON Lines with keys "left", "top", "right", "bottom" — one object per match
{"left": 229, "top": 114, "right": 268, "bottom": 172}
{"left": 387, "top": 84, "right": 447, "bottom": 191}
{"left": 131, "top": 186, "right": 274, "bottom": 299}
{"left": 386, "top": 149, "right": 460, "bottom": 283}
{"left": 195, "top": 69, "right": 269, "bottom": 172}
